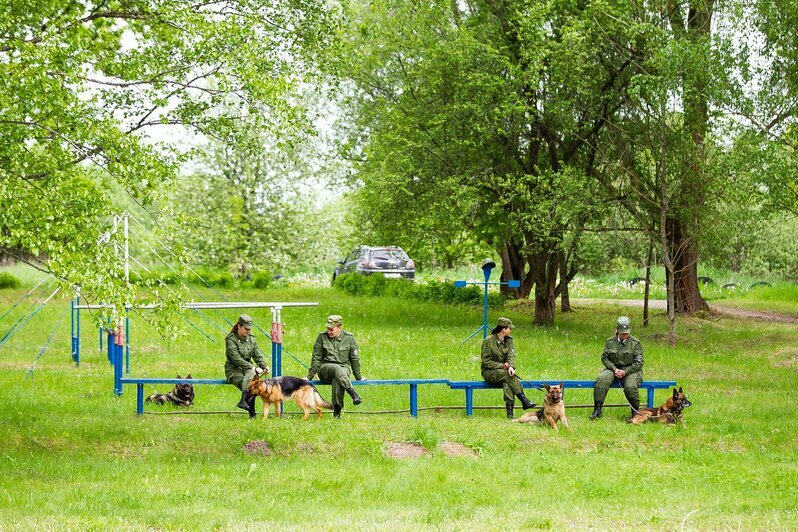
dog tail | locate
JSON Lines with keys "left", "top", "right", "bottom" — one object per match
{"left": 313, "top": 389, "right": 333, "bottom": 410}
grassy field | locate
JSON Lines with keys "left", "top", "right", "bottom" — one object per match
{"left": 1, "top": 283, "right": 797, "bottom": 529}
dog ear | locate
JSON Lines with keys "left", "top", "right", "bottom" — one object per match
{"left": 673, "top": 388, "right": 679, "bottom": 398}
{"left": 678, "top": 386, "right": 683, "bottom": 393}
{"left": 544, "top": 383, "right": 550, "bottom": 391}
{"left": 177, "top": 374, "right": 182, "bottom": 379}
{"left": 186, "top": 373, "right": 192, "bottom": 379}
{"left": 559, "top": 382, "right": 564, "bottom": 389}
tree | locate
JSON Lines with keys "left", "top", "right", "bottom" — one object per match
{"left": 339, "top": 0, "right": 642, "bottom": 325}
{"left": 0, "top": 0, "right": 338, "bottom": 310}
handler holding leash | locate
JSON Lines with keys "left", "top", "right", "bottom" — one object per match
{"left": 225, "top": 314, "right": 269, "bottom": 418}
{"left": 306, "top": 314, "right": 365, "bottom": 419}
{"left": 481, "top": 317, "right": 536, "bottom": 419}
{"left": 590, "top": 316, "right": 644, "bottom": 420}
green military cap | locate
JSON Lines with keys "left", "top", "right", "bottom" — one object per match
{"left": 497, "top": 317, "right": 514, "bottom": 329}
{"left": 325, "top": 314, "right": 343, "bottom": 328}
{"left": 616, "top": 316, "right": 631, "bottom": 333}
{"left": 237, "top": 314, "right": 254, "bottom": 329}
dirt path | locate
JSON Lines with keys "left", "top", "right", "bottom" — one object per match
{"left": 571, "top": 298, "right": 798, "bottom": 324}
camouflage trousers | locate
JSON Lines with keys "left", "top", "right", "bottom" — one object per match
{"left": 482, "top": 369, "right": 523, "bottom": 404}
{"left": 318, "top": 363, "right": 353, "bottom": 408}
{"left": 593, "top": 369, "right": 642, "bottom": 409}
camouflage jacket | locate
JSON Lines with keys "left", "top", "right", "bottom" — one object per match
{"left": 307, "top": 330, "right": 362, "bottom": 380}
{"left": 601, "top": 335, "right": 644, "bottom": 374}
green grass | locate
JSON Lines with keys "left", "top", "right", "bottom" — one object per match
{"left": 1, "top": 285, "right": 797, "bottom": 528}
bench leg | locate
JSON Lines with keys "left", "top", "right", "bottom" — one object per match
{"left": 647, "top": 387, "right": 654, "bottom": 408}
{"left": 466, "top": 388, "right": 473, "bottom": 417}
{"left": 137, "top": 383, "right": 144, "bottom": 415}
{"left": 409, "top": 383, "right": 418, "bottom": 417}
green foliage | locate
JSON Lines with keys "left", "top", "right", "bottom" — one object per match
{"left": 251, "top": 271, "right": 272, "bottom": 290}
{"left": 0, "top": 0, "right": 338, "bottom": 318}
{"left": 0, "top": 272, "right": 21, "bottom": 289}
{"left": 334, "top": 273, "right": 505, "bottom": 307}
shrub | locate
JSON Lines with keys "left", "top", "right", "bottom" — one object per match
{"left": 251, "top": 271, "right": 272, "bottom": 289}
{"left": 333, "top": 274, "right": 507, "bottom": 308}
{"left": 0, "top": 272, "right": 21, "bottom": 289}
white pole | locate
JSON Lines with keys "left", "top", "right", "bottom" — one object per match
{"left": 123, "top": 211, "right": 129, "bottom": 286}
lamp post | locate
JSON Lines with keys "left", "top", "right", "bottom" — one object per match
{"left": 454, "top": 258, "right": 520, "bottom": 344}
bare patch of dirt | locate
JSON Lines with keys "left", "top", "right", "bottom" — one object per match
{"left": 383, "top": 442, "right": 430, "bottom": 458}
{"left": 439, "top": 442, "right": 478, "bottom": 458}
{"left": 772, "top": 347, "right": 798, "bottom": 372}
{"left": 243, "top": 440, "right": 272, "bottom": 456}
{"left": 711, "top": 305, "right": 798, "bottom": 324}
{"left": 296, "top": 442, "right": 314, "bottom": 454}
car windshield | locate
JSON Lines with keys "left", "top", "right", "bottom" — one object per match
{"left": 370, "top": 248, "right": 409, "bottom": 261}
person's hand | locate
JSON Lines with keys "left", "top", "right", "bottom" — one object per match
{"left": 503, "top": 362, "right": 510, "bottom": 370}
{"left": 508, "top": 366, "right": 516, "bottom": 377}
{"left": 614, "top": 368, "right": 625, "bottom": 378}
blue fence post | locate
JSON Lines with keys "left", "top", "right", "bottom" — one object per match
{"left": 409, "top": 383, "right": 418, "bottom": 417}
{"left": 125, "top": 315, "right": 130, "bottom": 375}
{"left": 107, "top": 329, "right": 114, "bottom": 365}
{"left": 70, "top": 299, "right": 76, "bottom": 364}
{"left": 113, "top": 326, "right": 123, "bottom": 396}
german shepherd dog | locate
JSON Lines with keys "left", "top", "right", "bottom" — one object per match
{"left": 629, "top": 387, "right": 692, "bottom": 427}
{"left": 145, "top": 374, "right": 195, "bottom": 407}
{"left": 247, "top": 376, "right": 333, "bottom": 420}
{"left": 512, "top": 383, "right": 569, "bottom": 431}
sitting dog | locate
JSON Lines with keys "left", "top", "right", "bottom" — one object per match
{"left": 512, "top": 383, "right": 569, "bottom": 431}
{"left": 629, "top": 386, "right": 692, "bottom": 427}
{"left": 145, "top": 374, "right": 195, "bottom": 407}
{"left": 247, "top": 375, "right": 332, "bottom": 420}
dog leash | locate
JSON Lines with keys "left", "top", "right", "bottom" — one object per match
{"left": 511, "top": 372, "right": 545, "bottom": 392}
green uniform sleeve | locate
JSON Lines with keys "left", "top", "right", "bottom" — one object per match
{"left": 226, "top": 336, "right": 253, "bottom": 371}
{"left": 481, "top": 338, "right": 505, "bottom": 370}
{"left": 250, "top": 336, "right": 268, "bottom": 369}
{"left": 349, "top": 336, "right": 362, "bottom": 380}
{"left": 628, "top": 340, "right": 644, "bottom": 374}
{"left": 307, "top": 334, "right": 323, "bottom": 380}
{"left": 601, "top": 339, "right": 617, "bottom": 371}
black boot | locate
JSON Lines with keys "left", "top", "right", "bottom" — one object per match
{"left": 237, "top": 389, "right": 250, "bottom": 411}
{"left": 515, "top": 392, "right": 536, "bottom": 410}
{"left": 333, "top": 405, "right": 342, "bottom": 419}
{"left": 590, "top": 401, "right": 603, "bottom": 420}
{"left": 505, "top": 401, "right": 515, "bottom": 420}
{"left": 346, "top": 387, "right": 362, "bottom": 405}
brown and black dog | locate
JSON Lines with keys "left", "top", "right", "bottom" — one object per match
{"left": 629, "top": 386, "right": 692, "bottom": 427}
{"left": 145, "top": 374, "right": 195, "bottom": 406}
{"left": 247, "top": 376, "right": 333, "bottom": 420}
{"left": 512, "top": 383, "right": 569, "bottom": 431}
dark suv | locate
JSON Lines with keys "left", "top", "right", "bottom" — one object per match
{"left": 333, "top": 246, "right": 415, "bottom": 282}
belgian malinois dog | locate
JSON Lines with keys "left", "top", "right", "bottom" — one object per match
{"left": 629, "top": 387, "right": 692, "bottom": 427}
{"left": 247, "top": 376, "right": 333, "bottom": 420}
{"left": 145, "top": 374, "right": 195, "bottom": 407}
{"left": 512, "top": 383, "right": 569, "bottom": 431}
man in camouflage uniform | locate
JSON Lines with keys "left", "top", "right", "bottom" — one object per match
{"left": 481, "top": 317, "right": 536, "bottom": 419}
{"left": 225, "top": 314, "right": 269, "bottom": 418}
{"left": 590, "top": 316, "right": 644, "bottom": 420}
{"left": 306, "top": 314, "right": 364, "bottom": 419}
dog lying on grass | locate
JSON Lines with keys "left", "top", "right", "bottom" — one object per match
{"left": 512, "top": 383, "right": 569, "bottom": 431}
{"left": 629, "top": 386, "right": 691, "bottom": 427}
{"left": 247, "top": 375, "right": 333, "bottom": 420}
{"left": 145, "top": 374, "right": 195, "bottom": 407}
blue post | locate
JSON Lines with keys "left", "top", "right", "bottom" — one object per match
{"left": 114, "top": 340, "right": 123, "bottom": 396}
{"left": 409, "top": 383, "right": 418, "bottom": 417}
{"left": 70, "top": 299, "right": 76, "bottom": 363}
{"left": 107, "top": 330, "right": 114, "bottom": 365}
{"left": 75, "top": 294, "right": 80, "bottom": 365}
{"left": 482, "top": 265, "right": 491, "bottom": 340}
{"left": 137, "top": 383, "right": 144, "bottom": 415}
{"left": 455, "top": 259, "right": 520, "bottom": 344}
{"left": 125, "top": 315, "right": 130, "bottom": 375}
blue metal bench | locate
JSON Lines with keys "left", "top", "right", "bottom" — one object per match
{"left": 120, "top": 377, "right": 449, "bottom": 417}
{"left": 448, "top": 379, "right": 678, "bottom": 416}
{"left": 311, "top": 379, "right": 449, "bottom": 417}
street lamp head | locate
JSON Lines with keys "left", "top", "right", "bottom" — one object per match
{"left": 481, "top": 258, "right": 496, "bottom": 271}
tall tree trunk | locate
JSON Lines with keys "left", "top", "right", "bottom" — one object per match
{"left": 499, "top": 242, "right": 528, "bottom": 299}
{"left": 559, "top": 253, "right": 571, "bottom": 313}
{"left": 529, "top": 250, "right": 560, "bottom": 326}
{"left": 666, "top": 218, "right": 709, "bottom": 313}
{"left": 643, "top": 239, "right": 653, "bottom": 327}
